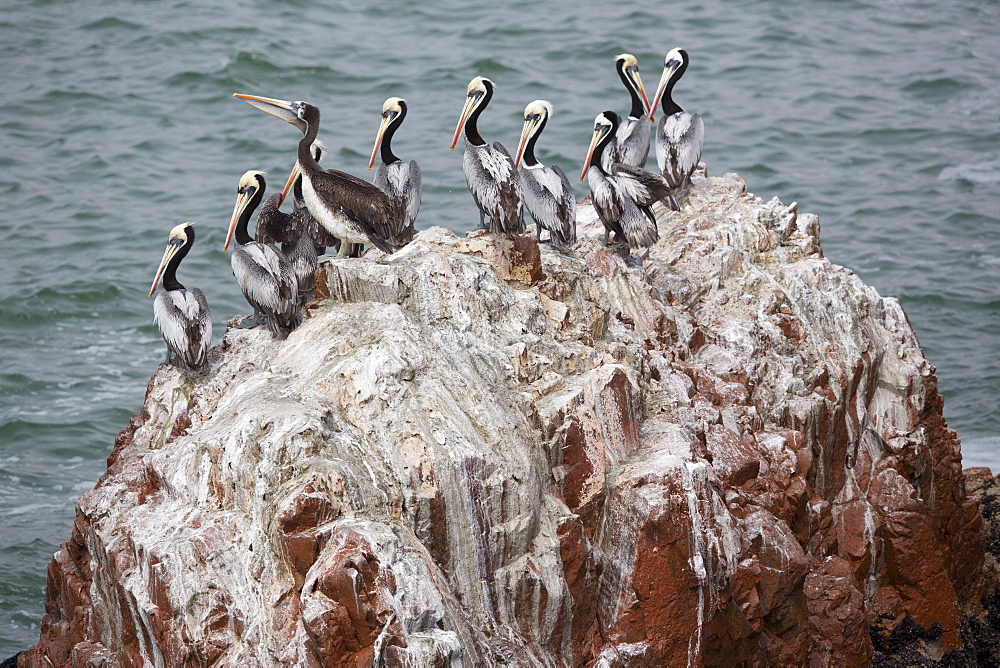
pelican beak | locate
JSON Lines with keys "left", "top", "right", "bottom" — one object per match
{"left": 148, "top": 239, "right": 182, "bottom": 297}
{"left": 223, "top": 188, "right": 253, "bottom": 252}
{"left": 450, "top": 92, "right": 479, "bottom": 151}
{"left": 626, "top": 65, "right": 652, "bottom": 120}
{"left": 368, "top": 112, "right": 394, "bottom": 170}
{"left": 233, "top": 93, "right": 307, "bottom": 133}
{"left": 514, "top": 116, "right": 537, "bottom": 168}
{"left": 279, "top": 162, "right": 301, "bottom": 206}
{"left": 648, "top": 64, "right": 675, "bottom": 122}
{"left": 581, "top": 127, "right": 605, "bottom": 182}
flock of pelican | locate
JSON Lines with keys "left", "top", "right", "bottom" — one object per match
{"left": 147, "top": 49, "right": 703, "bottom": 373}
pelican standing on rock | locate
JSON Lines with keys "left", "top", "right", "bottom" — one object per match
{"left": 148, "top": 222, "right": 212, "bottom": 372}
{"left": 368, "top": 97, "right": 421, "bottom": 247}
{"left": 513, "top": 100, "right": 576, "bottom": 249}
{"left": 603, "top": 54, "right": 653, "bottom": 171}
{"left": 582, "top": 111, "right": 675, "bottom": 250}
{"left": 234, "top": 93, "right": 400, "bottom": 256}
{"left": 649, "top": 48, "right": 704, "bottom": 196}
{"left": 449, "top": 76, "right": 524, "bottom": 235}
{"left": 224, "top": 170, "right": 300, "bottom": 337}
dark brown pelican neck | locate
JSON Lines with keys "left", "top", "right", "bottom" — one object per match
{"left": 297, "top": 104, "right": 323, "bottom": 175}
{"left": 163, "top": 227, "right": 193, "bottom": 292}
{"left": 617, "top": 63, "right": 645, "bottom": 119}
{"left": 381, "top": 101, "right": 406, "bottom": 165}
{"left": 521, "top": 114, "right": 548, "bottom": 168}
{"left": 236, "top": 176, "right": 265, "bottom": 246}
{"left": 661, "top": 54, "right": 689, "bottom": 116}
{"left": 589, "top": 111, "right": 619, "bottom": 175}
{"left": 464, "top": 83, "right": 493, "bottom": 147}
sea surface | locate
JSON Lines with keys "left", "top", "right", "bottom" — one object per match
{"left": 1, "top": 0, "right": 997, "bottom": 654}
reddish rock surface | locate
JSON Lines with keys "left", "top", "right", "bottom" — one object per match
{"left": 20, "top": 174, "right": 985, "bottom": 665}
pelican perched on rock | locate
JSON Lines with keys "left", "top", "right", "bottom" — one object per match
{"left": 603, "top": 54, "right": 653, "bottom": 172}
{"left": 224, "top": 170, "right": 300, "bottom": 337}
{"left": 449, "top": 76, "right": 524, "bottom": 235}
{"left": 368, "top": 97, "right": 420, "bottom": 247}
{"left": 649, "top": 48, "right": 704, "bottom": 196}
{"left": 513, "top": 100, "right": 575, "bottom": 249}
{"left": 148, "top": 222, "right": 212, "bottom": 373}
{"left": 581, "top": 111, "right": 675, "bottom": 250}
{"left": 234, "top": 93, "right": 400, "bottom": 256}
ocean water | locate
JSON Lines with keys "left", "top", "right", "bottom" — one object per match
{"left": 1, "top": 0, "right": 997, "bottom": 654}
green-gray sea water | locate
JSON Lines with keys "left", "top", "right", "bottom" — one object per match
{"left": 2, "top": 0, "right": 998, "bottom": 654}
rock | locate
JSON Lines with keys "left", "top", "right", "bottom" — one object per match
{"left": 20, "top": 173, "right": 985, "bottom": 666}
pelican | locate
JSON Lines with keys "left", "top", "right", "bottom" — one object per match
{"left": 602, "top": 54, "right": 653, "bottom": 172}
{"left": 256, "top": 140, "right": 336, "bottom": 301}
{"left": 233, "top": 93, "right": 399, "bottom": 257}
{"left": 148, "top": 222, "right": 212, "bottom": 373}
{"left": 224, "top": 170, "right": 300, "bottom": 337}
{"left": 513, "top": 100, "right": 576, "bottom": 249}
{"left": 368, "top": 97, "right": 420, "bottom": 247}
{"left": 581, "top": 111, "right": 675, "bottom": 250}
{"left": 649, "top": 48, "right": 704, "bottom": 196}
{"left": 449, "top": 76, "right": 524, "bottom": 235}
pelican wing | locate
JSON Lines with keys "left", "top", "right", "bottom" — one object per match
{"left": 375, "top": 159, "right": 421, "bottom": 244}
{"left": 521, "top": 164, "right": 576, "bottom": 247}
{"left": 611, "top": 163, "right": 674, "bottom": 208}
{"left": 617, "top": 199, "right": 659, "bottom": 249}
{"left": 656, "top": 112, "right": 704, "bottom": 192}
{"left": 309, "top": 168, "right": 399, "bottom": 253}
{"left": 602, "top": 115, "right": 650, "bottom": 171}
{"left": 256, "top": 193, "right": 295, "bottom": 246}
{"left": 153, "top": 288, "right": 212, "bottom": 371}
{"left": 232, "top": 242, "right": 297, "bottom": 318}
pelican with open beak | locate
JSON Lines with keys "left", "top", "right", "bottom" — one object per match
{"left": 367, "top": 97, "right": 420, "bottom": 247}
{"left": 582, "top": 111, "right": 674, "bottom": 251}
{"left": 449, "top": 76, "right": 523, "bottom": 235}
{"left": 233, "top": 93, "right": 400, "bottom": 256}
{"left": 648, "top": 48, "right": 704, "bottom": 197}
{"left": 602, "top": 53, "right": 653, "bottom": 171}
{"left": 514, "top": 100, "right": 575, "bottom": 249}
{"left": 224, "top": 170, "right": 300, "bottom": 337}
{"left": 148, "top": 222, "right": 212, "bottom": 372}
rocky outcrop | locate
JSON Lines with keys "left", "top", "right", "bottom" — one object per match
{"left": 21, "top": 173, "right": 984, "bottom": 666}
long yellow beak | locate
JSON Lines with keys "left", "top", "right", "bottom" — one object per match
{"left": 369, "top": 113, "right": 393, "bottom": 170}
{"left": 628, "top": 66, "right": 652, "bottom": 119}
{"left": 581, "top": 128, "right": 604, "bottom": 182}
{"left": 450, "top": 94, "right": 477, "bottom": 151}
{"left": 223, "top": 190, "right": 253, "bottom": 252}
{"left": 148, "top": 241, "right": 180, "bottom": 297}
{"left": 514, "top": 117, "right": 537, "bottom": 168}
{"left": 280, "top": 162, "right": 301, "bottom": 206}
{"left": 233, "top": 93, "right": 305, "bottom": 132}
{"left": 647, "top": 65, "right": 675, "bottom": 122}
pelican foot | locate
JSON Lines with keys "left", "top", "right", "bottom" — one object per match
{"left": 236, "top": 315, "right": 259, "bottom": 329}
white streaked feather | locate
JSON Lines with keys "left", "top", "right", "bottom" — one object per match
{"left": 231, "top": 243, "right": 297, "bottom": 314}
{"left": 153, "top": 288, "right": 211, "bottom": 369}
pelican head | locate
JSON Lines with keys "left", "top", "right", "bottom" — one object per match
{"left": 279, "top": 139, "right": 325, "bottom": 205}
{"left": 233, "top": 93, "right": 315, "bottom": 134}
{"left": 450, "top": 76, "right": 494, "bottom": 150}
{"left": 581, "top": 111, "right": 619, "bottom": 181}
{"left": 224, "top": 170, "right": 265, "bottom": 252}
{"left": 514, "top": 99, "right": 553, "bottom": 168}
{"left": 369, "top": 97, "right": 407, "bottom": 170}
{"left": 614, "top": 53, "right": 651, "bottom": 119}
{"left": 149, "top": 222, "right": 194, "bottom": 297}
{"left": 648, "top": 48, "right": 689, "bottom": 120}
